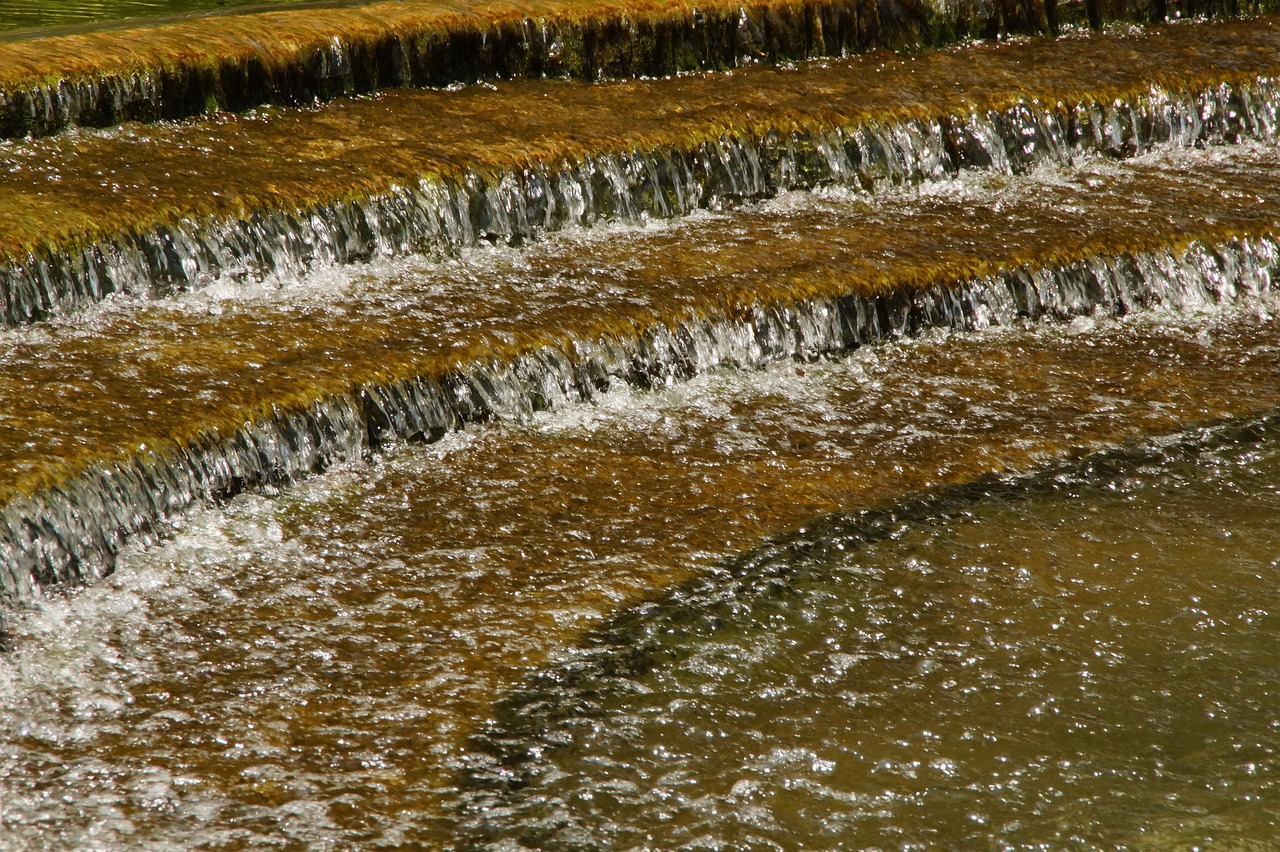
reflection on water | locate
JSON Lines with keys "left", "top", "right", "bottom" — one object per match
{"left": 0, "top": 1, "right": 305, "bottom": 32}
{"left": 6, "top": 146, "right": 1280, "bottom": 504}
{"left": 466, "top": 409, "right": 1280, "bottom": 850}
{"left": 3, "top": 300, "right": 1280, "bottom": 847}
{"left": 3, "top": 1, "right": 1279, "bottom": 847}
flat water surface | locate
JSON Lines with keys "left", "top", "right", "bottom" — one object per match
{"left": 3, "top": 300, "right": 1280, "bottom": 847}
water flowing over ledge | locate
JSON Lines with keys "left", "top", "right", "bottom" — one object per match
{"left": 3, "top": 71, "right": 1278, "bottom": 328}
{"left": 3, "top": 229, "right": 1278, "bottom": 606}
{"left": 0, "top": 0, "right": 1265, "bottom": 140}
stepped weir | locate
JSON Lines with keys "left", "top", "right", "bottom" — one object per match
{"left": 3, "top": 1, "right": 1280, "bottom": 848}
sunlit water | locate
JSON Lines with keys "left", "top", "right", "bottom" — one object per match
{"left": 6, "top": 145, "right": 1280, "bottom": 500}
{"left": 464, "top": 414, "right": 1280, "bottom": 851}
{"left": 3, "top": 296, "right": 1280, "bottom": 847}
{"left": 0, "top": 4, "right": 1278, "bottom": 847}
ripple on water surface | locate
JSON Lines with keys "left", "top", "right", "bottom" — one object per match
{"left": 3, "top": 300, "right": 1280, "bottom": 846}
{"left": 465, "top": 413, "right": 1280, "bottom": 850}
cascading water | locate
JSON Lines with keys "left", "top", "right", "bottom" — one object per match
{"left": 7, "top": 145, "right": 1280, "bottom": 599}
{"left": 5, "top": 77, "right": 1275, "bottom": 327}
{"left": 8, "top": 297, "right": 1280, "bottom": 847}
{"left": 6, "top": 14, "right": 1280, "bottom": 326}
{"left": 3, "top": 3, "right": 1280, "bottom": 848}
{"left": 2, "top": 0, "right": 1228, "bottom": 139}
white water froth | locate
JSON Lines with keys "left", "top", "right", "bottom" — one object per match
{"left": 5, "top": 74, "right": 1276, "bottom": 326}
{"left": 11, "top": 138, "right": 1254, "bottom": 339}
{"left": 2, "top": 287, "right": 1280, "bottom": 846}
{"left": 5, "top": 283, "right": 1276, "bottom": 648}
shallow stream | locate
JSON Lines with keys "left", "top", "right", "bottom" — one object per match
{"left": 2, "top": 8, "right": 1280, "bottom": 846}
{"left": 467, "top": 401, "right": 1280, "bottom": 850}
{"left": 4, "top": 291, "right": 1280, "bottom": 846}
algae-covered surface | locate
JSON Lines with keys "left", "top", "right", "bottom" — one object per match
{"left": 0, "top": 0, "right": 1260, "bottom": 139}
{"left": 0, "top": 0, "right": 311, "bottom": 34}
{"left": 6, "top": 282, "right": 1280, "bottom": 847}
{"left": 1, "top": 144, "right": 1279, "bottom": 504}
{"left": 0, "top": 0, "right": 962, "bottom": 93}
{"left": 0, "top": 16, "right": 1278, "bottom": 260}
{"left": 2, "top": 5, "right": 1280, "bottom": 847}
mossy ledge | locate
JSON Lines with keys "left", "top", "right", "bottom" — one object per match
{"left": 0, "top": 0, "right": 1273, "bottom": 139}
{"left": 3, "top": 73, "right": 1277, "bottom": 327}
{"left": 3, "top": 231, "right": 1279, "bottom": 604}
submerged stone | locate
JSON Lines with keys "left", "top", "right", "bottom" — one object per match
{"left": 2, "top": 16, "right": 1280, "bottom": 325}
{"left": 3, "top": 145, "right": 1280, "bottom": 598}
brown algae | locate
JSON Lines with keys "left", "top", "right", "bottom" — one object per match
{"left": 0, "top": 0, "right": 1204, "bottom": 138}
{"left": 4, "top": 144, "right": 1280, "bottom": 592}
{"left": 3, "top": 15, "right": 1280, "bottom": 322}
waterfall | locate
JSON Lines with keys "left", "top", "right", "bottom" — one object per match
{"left": 2, "top": 232, "right": 1277, "bottom": 603}
{"left": 2, "top": 78, "right": 1276, "bottom": 327}
{"left": 3, "top": 0, "right": 1258, "bottom": 139}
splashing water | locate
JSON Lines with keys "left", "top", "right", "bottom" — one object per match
{"left": 4, "top": 297, "right": 1280, "bottom": 847}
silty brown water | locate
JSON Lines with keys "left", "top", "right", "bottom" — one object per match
{"left": 461, "top": 404, "right": 1280, "bottom": 850}
{"left": 6, "top": 294, "right": 1280, "bottom": 847}
{"left": 3, "top": 4, "right": 1280, "bottom": 848}
{"left": 6, "top": 145, "right": 1280, "bottom": 591}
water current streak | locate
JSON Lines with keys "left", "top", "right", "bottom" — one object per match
{"left": 3, "top": 74, "right": 1277, "bottom": 327}
{"left": 3, "top": 228, "right": 1278, "bottom": 604}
